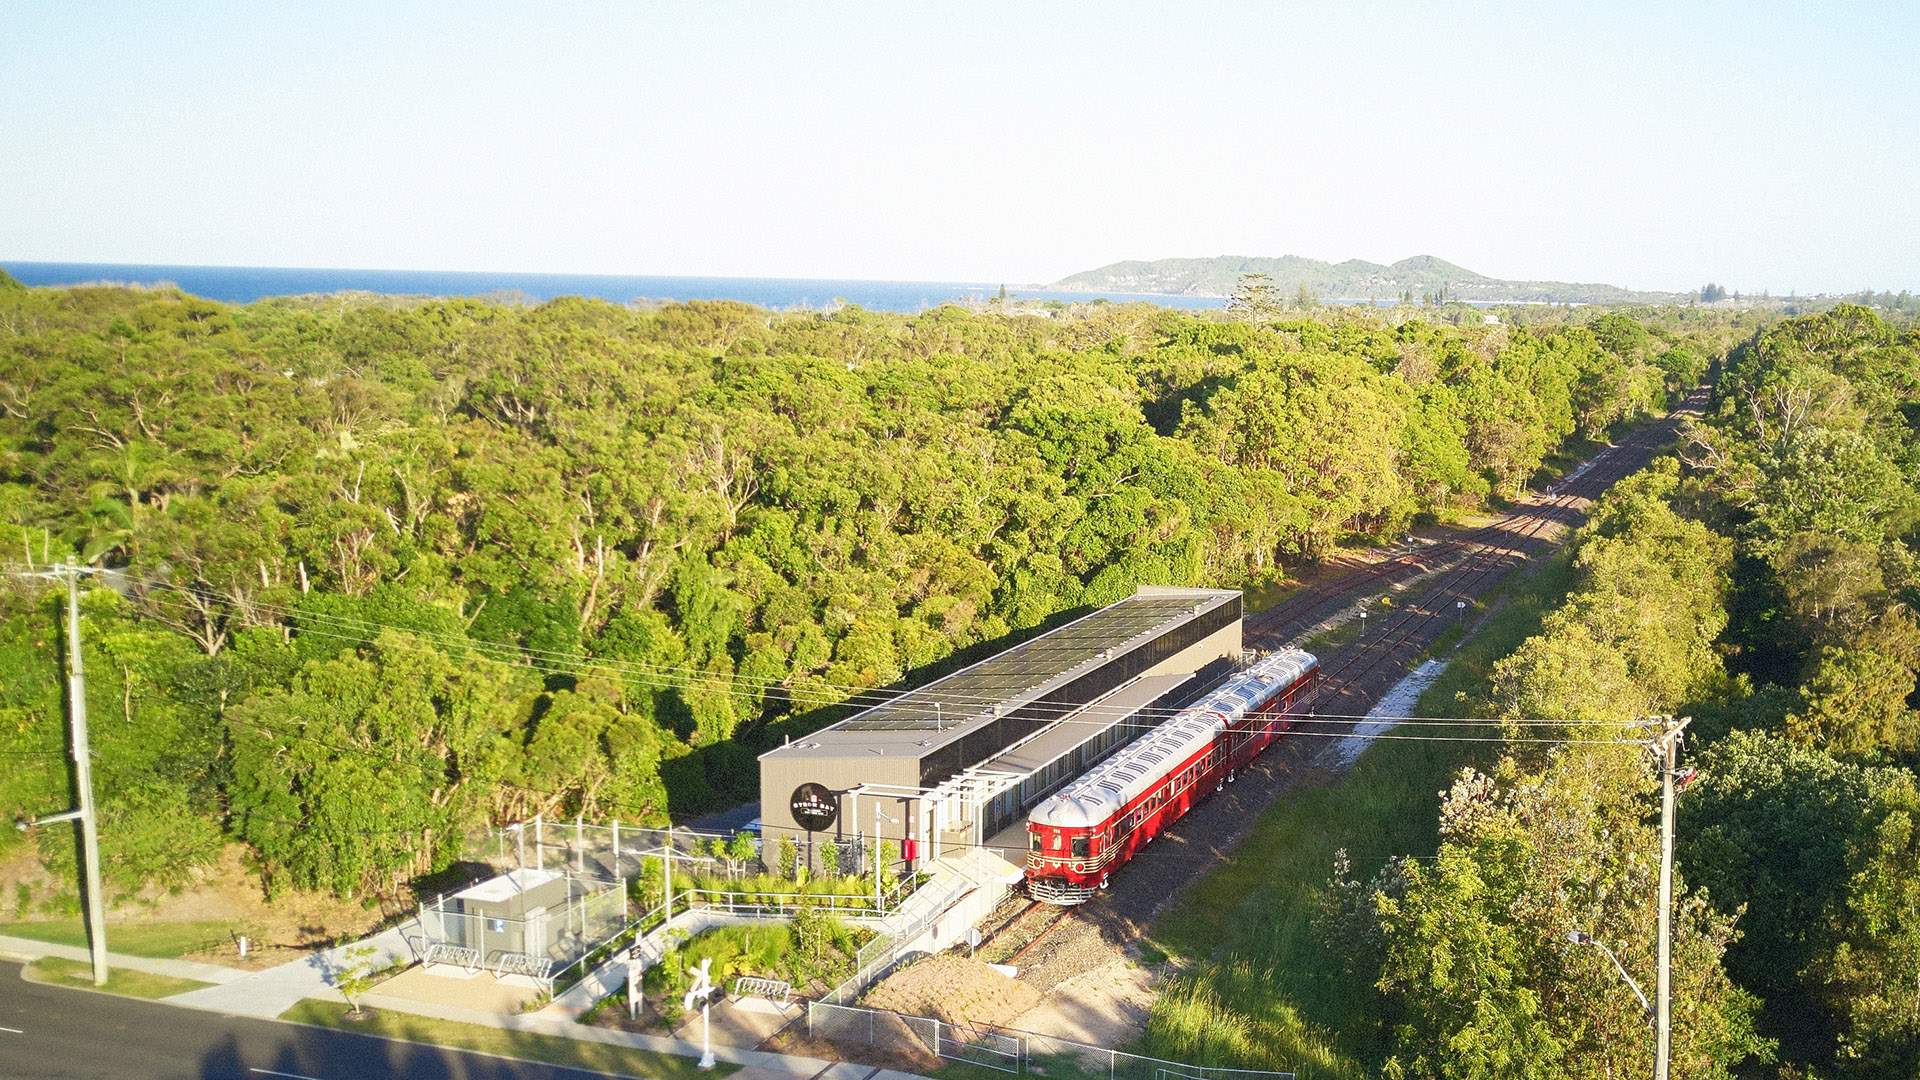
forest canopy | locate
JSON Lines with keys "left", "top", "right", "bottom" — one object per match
{"left": 1349, "top": 305, "right": 1920, "bottom": 1079}
{"left": 0, "top": 285, "right": 1735, "bottom": 898}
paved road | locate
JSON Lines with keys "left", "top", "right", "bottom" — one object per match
{"left": 0, "top": 961, "right": 619, "bottom": 1080}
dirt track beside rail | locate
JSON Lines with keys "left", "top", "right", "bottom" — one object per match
{"left": 1004, "top": 397, "right": 1700, "bottom": 1000}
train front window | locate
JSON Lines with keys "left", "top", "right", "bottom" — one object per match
{"left": 1070, "top": 836, "right": 1090, "bottom": 858}
{"left": 1030, "top": 832, "right": 1041, "bottom": 852}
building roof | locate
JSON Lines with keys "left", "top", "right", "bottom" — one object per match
{"left": 452, "top": 867, "right": 562, "bottom": 904}
{"left": 762, "top": 587, "right": 1239, "bottom": 764}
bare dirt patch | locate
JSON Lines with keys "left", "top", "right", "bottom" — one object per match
{"left": 1, "top": 844, "right": 395, "bottom": 969}
{"left": 1009, "top": 955, "right": 1158, "bottom": 1044}
{"left": 861, "top": 952, "right": 1040, "bottom": 1027}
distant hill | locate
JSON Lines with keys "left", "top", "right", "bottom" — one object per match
{"left": 1051, "top": 254, "right": 1681, "bottom": 305}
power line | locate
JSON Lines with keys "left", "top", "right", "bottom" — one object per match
{"left": 15, "top": 569, "right": 1649, "bottom": 848}
{"left": 138, "top": 590, "right": 1628, "bottom": 740}
{"left": 18, "top": 561, "right": 1617, "bottom": 729}
{"left": 46, "top": 565, "right": 1329, "bottom": 721}
{"left": 123, "top": 581, "right": 1632, "bottom": 731}
{"left": 40, "top": 590, "right": 1646, "bottom": 859}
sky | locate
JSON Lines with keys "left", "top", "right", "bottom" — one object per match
{"left": 2, "top": 1, "right": 1914, "bottom": 294}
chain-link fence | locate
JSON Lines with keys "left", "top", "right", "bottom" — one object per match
{"left": 500, "top": 816, "right": 923, "bottom": 917}
{"left": 412, "top": 870, "right": 627, "bottom": 986}
{"left": 807, "top": 1001, "right": 1295, "bottom": 1080}
{"left": 502, "top": 818, "right": 736, "bottom": 880}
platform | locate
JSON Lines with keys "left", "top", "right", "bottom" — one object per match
{"left": 947, "top": 669, "right": 1206, "bottom": 844}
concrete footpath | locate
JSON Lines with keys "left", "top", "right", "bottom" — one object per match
{"left": 166, "top": 924, "right": 414, "bottom": 1017}
{"left": 0, "top": 931, "right": 930, "bottom": 1080}
{"left": 345, "top": 991, "right": 922, "bottom": 1079}
{"left": 0, "top": 932, "right": 246, "bottom": 985}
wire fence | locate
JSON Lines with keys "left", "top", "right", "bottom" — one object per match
{"left": 411, "top": 871, "right": 627, "bottom": 985}
{"left": 806, "top": 1000, "right": 1296, "bottom": 1080}
{"left": 501, "top": 818, "right": 736, "bottom": 879}
{"left": 500, "top": 816, "right": 923, "bottom": 916}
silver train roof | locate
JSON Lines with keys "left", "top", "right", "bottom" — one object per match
{"left": 1030, "top": 648, "right": 1317, "bottom": 830}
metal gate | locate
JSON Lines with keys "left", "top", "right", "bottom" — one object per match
{"left": 936, "top": 1019, "right": 1021, "bottom": 1073}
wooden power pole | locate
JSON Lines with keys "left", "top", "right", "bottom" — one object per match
{"left": 10, "top": 564, "right": 110, "bottom": 986}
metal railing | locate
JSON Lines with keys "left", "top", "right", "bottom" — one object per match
{"left": 807, "top": 1001, "right": 1297, "bottom": 1080}
{"left": 822, "top": 874, "right": 976, "bottom": 1004}
{"left": 672, "top": 873, "right": 922, "bottom": 918}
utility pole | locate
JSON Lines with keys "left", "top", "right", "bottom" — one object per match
{"left": 11, "top": 565, "right": 110, "bottom": 986}
{"left": 1651, "top": 715, "right": 1691, "bottom": 1080}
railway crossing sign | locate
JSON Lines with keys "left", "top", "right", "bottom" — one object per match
{"left": 684, "top": 957, "right": 717, "bottom": 1070}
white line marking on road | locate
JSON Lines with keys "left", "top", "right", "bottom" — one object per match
{"left": 0, "top": 1026, "right": 23, "bottom": 1034}
{"left": 249, "top": 1069, "right": 321, "bottom": 1080}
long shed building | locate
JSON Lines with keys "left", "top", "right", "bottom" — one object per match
{"left": 757, "top": 586, "right": 1243, "bottom": 866}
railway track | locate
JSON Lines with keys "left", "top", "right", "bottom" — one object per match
{"left": 971, "top": 897, "right": 1074, "bottom": 965}
{"left": 1004, "top": 905, "right": 1075, "bottom": 967}
{"left": 993, "top": 395, "right": 1703, "bottom": 992}
{"left": 1309, "top": 398, "right": 1693, "bottom": 706}
{"left": 1244, "top": 390, "right": 1704, "bottom": 654}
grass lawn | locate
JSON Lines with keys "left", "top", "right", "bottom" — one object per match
{"left": 0, "top": 918, "right": 237, "bottom": 958}
{"left": 1136, "top": 553, "right": 1577, "bottom": 1079}
{"left": 279, "top": 998, "right": 734, "bottom": 1080}
{"left": 24, "top": 955, "right": 210, "bottom": 999}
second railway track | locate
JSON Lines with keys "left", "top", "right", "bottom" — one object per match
{"left": 997, "top": 395, "right": 1701, "bottom": 993}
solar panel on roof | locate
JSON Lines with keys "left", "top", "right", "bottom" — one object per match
{"left": 829, "top": 593, "right": 1230, "bottom": 733}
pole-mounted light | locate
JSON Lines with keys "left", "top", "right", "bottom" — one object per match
{"left": 1568, "top": 928, "right": 1653, "bottom": 1024}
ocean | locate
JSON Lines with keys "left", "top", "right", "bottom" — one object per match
{"left": 0, "top": 260, "right": 1229, "bottom": 314}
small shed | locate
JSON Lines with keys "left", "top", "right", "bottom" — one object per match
{"left": 443, "top": 868, "right": 572, "bottom": 960}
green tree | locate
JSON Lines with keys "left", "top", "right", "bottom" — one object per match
{"left": 226, "top": 631, "right": 521, "bottom": 897}
{"left": 1377, "top": 750, "right": 1770, "bottom": 1080}
{"left": 1490, "top": 462, "right": 1730, "bottom": 741}
{"left": 1787, "top": 640, "right": 1920, "bottom": 761}
{"left": 332, "top": 943, "right": 383, "bottom": 1019}
{"left": 1227, "top": 272, "right": 1281, "bottom": 321}
{"left": 726, "top": 830, "right": 758, "bottom": 875}
{"left": 1683, "top": 732, "right": 1920, "bottom": 1073}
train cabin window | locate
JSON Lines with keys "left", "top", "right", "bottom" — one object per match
{"left": 1071, "top": 836, "right": 1090, "bottom": 858}
{"left": 1052, "top": 833, "right": 1064, "bottom": 851}
{"left": 1030, "top": 832, "right": 1041, "bottom": 852}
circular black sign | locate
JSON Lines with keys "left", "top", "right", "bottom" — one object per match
{"left": 789, "top": 783, "right": 839, "bottom": 832}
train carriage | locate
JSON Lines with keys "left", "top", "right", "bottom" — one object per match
{"left": 1025, "top": 648, "right": 1318, "bottom": 904}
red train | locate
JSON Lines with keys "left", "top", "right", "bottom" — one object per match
{"left": 1025, "top": 648, "right": 1320, "bottom": 904}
